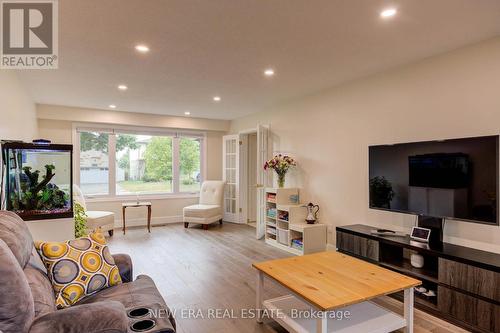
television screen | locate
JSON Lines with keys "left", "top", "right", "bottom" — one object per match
{"left": 369, "top": 135, "right": 498, "bottom": 225}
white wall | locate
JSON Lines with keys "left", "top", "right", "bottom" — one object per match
{"left": 0, "top": 71, "right": 37, "bottom": 141}
{"left": 38, "top": 106, "right": 226, "bottom": 229}
{"left": 0, "top": 72, "right": 73, "bottom": 240}
{"left": 231, "top": 37, "right": 500, "bottom": 253}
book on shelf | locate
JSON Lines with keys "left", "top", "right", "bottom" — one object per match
{"left": 278, "top": 211, "right": 289, "bottom": 221}
{"left": 267, "top": 228, "right": 277, "bottom": 235}
{"left": 266, "top": 193, "right": 276, "bottom": 203}
{"left": 266, "top": 208, "right": 277, "bottom": 218}
{"left": 291, "top": 238, "right": 303, "bottom": 251}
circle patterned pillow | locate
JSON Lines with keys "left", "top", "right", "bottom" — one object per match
{"left": 35, "top": 230, "right": 122, "bottom": 308}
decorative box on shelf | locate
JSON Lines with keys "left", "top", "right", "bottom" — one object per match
{"left": 265, "top": 188, "right": 327, "bottom": 255}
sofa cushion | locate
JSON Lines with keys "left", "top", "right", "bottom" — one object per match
{"left": 183, "top": 204, "right": 221, "bottom": 218}
{"left": 79, "top": 275, "right": 176, "bottom": 332}
{"left": 24, "top": 262, "right": 56, "bottom": 318}
{"left": 0, "top": 239, "right": 34, "bottom": 333}
{"left": 29, "top": 300, "right": 129, "bottom": 333}
{"left": 34, "top": 230, "right": 122, "bottom": 308}
{"left": 0, "top": 211, "right": 33, "bottom": 268}
{"left": 78, "top": 274, "right": 164, "bottom": 307}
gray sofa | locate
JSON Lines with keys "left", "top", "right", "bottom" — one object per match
{"left": 0, "top": 211, "right": 176, "bottom": 333}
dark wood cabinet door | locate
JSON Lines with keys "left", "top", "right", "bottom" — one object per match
{"left": 439, "top": 258, "right": 500, "bottom": 302}
{"left": 336, "top": 231, "right": 379, "bottom": 261}
{"left": 438, "top": 286, "right": 500, "bottom": 333}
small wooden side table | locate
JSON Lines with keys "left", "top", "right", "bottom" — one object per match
{"left": 122, "top": 201, "right": 152, "bottom": 234}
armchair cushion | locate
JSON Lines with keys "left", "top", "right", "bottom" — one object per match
{"left": 29, "top": 300, "right": 128, "bottom": 333}
{"left": 183, "top": 204, "right": 221, "bottom": 218}
{"left": 112, "top": 254, "right": 133, "bottom": 283}
{"left": 86, "top": 211, "right": 115, "bottom": 231}
{"left": 199, "top": 181, "right": 225, "bottom": 205}
{"left": 34, "top": 230, "right": 122, "bottom": 308}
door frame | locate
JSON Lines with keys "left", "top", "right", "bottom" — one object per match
{"left": 222, "top": 134, "right": 240, "bottom": 223}
{"left": 238, "top": 128, "right": 258, "bottom": 225}
{"left": 255, "top": 124, "right": 270, "bottom": 239}
{"left": 223, "top": 126, "right": 270, "bottom": 237}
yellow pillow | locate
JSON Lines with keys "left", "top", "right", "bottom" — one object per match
{"left": 35, "top": 230, "right": 122, "bottom": 308}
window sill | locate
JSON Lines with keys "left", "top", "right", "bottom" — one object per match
{"left": 85, "top": 193, "right": 199, "bottom": 203}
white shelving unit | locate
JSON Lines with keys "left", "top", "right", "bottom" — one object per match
{"left": 265, "top": 188, "right": 327, "bottom": 255}
{"left": 263, "top": 295, "right": 406, "bottom": 333}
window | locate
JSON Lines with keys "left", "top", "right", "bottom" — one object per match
{"left": 79, "top": 131, "right": 109, "bottom": 195}
{"left": 116, "top": 134, "right": 173, "bottom": 195}
{"left": 77, "top": 127, "right": 204, "bottom": 197}
{"left": 179, "top": 137, "right": 201, "bottom": 192}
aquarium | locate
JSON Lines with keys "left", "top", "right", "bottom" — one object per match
{"left": 1, "top": 142, "right": 73, "bottom": 221}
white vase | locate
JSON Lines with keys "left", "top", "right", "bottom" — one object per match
{"left": 410, "top": 254, "right": 424, "bottom": 268}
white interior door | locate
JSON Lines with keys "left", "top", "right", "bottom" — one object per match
{"left": 223, "top": 135, "right": 239, "bottom": 223}
{"left": 256, "top": 125, "right": 269, "bottom": 239}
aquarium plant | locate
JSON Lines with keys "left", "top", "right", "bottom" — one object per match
{"left": 10, "top": 164, "right": 69, "bottom": 213}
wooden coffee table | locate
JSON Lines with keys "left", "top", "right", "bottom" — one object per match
{"left": 253, "top": 251, "right": 421, "bottom": 333}
{"left": 122, "top": 201, "right": 152, "bottom": 234}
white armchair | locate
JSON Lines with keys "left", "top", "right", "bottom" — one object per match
{"left": 183, "top": 181, "right": 225, "bottom": 230}
{"left": 73, "top": 185, "right": 115, "bottom": 236}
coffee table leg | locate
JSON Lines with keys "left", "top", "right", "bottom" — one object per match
{"left": 256, "top": 271, "right": 264, "bottom": 324}
{"left": 317, "top": 313, "right": 327, "bottom": 333}
{"left": 404, "top": 287, "right": 414, "bottom": 333}
{"left": 122, "top": 206, "right": 126, "bottom": 235}
{"left": 147, "top": 205, "right": 151, "bottom": 233}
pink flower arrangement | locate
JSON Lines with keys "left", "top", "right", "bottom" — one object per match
{"left": 264, "top": 154, "right": 297, "bottom": 187}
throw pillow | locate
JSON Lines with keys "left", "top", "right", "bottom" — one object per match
{"left": 34, "top": 230, "right": 122, "bottom": 308}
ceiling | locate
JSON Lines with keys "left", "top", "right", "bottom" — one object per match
{"left": 17, "top": 0, "right": 500, "bottom": 120}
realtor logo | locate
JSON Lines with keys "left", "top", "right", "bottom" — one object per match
{"left": 1, "top": 0, "right": 58, "bottom": 69}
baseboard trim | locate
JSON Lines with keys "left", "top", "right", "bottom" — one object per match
{"left": 113, "top": 215, "right": 183, "bottom": 229}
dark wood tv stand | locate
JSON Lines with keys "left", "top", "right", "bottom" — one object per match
{"left": 336, "top": 224, "right": 500, "bottom": 333}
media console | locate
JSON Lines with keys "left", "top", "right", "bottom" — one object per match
{"left": 336, "top": 224, "right": 500, "bottom": 333}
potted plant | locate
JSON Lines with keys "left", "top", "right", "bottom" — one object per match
{"left": 74, "top": 202, "right": 88, "bottom": 238}
{"left": 264, "top": 154, "right": 297, "bottom": 188}
{"left": 369, "top": 176, "right": 395, "bottom": 209}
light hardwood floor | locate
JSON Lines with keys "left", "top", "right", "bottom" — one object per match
{"left": 108, "top": 223, "right": 468, "bottom": 333}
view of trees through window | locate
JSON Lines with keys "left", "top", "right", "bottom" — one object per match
{"left": 116, "top": 134, "right": 173, "bottom": 194}
{"left": 179, "top": 137, "right": 202, "bottom": 192}
{"left": 79, "top": 130, "right": 202, "bottom": 196}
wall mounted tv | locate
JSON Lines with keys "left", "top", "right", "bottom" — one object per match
{"left": 369, "top": 135, "right": 498, "bottom": 225}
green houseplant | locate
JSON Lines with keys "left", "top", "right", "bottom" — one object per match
{"left": 369, "top": 176, "right": 395, "bottom": 209}
{"left": 74, "top": 202, "right": 88, "bottom": 238}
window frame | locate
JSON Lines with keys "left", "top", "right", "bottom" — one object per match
{"left": 73, "top": 123, "right": 206, "bottom": 200}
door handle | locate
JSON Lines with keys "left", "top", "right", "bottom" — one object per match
{"left": 255, "top": 184, "right": 264, "bottom": 188}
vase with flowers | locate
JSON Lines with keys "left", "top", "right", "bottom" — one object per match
{"left": 264, "top": 154, "right": 297, "bottom": 188}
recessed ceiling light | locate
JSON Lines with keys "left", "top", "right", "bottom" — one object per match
{"left": 264, "top": 69, "right": 275, "bottom": 77}
{"left": 109, "top": 104, "right": 117, "bottom": 109}
{"left": 380, "top": 8, "right": 397, "bottom": 18}
{"left": 184, "top": 111, "right": 191, "bottom": 116}
{"left": 135, "top": 44, "right": 150, "bottom": 53}
{"left": 213, "top": 96, "right": 221, "bottom": 102}
{"left": 118, "top": 84, "right": 128, "bottom": 91}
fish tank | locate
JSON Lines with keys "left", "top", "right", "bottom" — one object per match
{"left": 1, "top": 142, "right": 73, "bottom": 221}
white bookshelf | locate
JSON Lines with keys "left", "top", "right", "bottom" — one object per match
{"left": 265, "top": 188, "right": 327, "bottom": 255}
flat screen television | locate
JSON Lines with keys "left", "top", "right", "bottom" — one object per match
{"left": 369, "top": 135, "right": 498, "bottom": 225}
